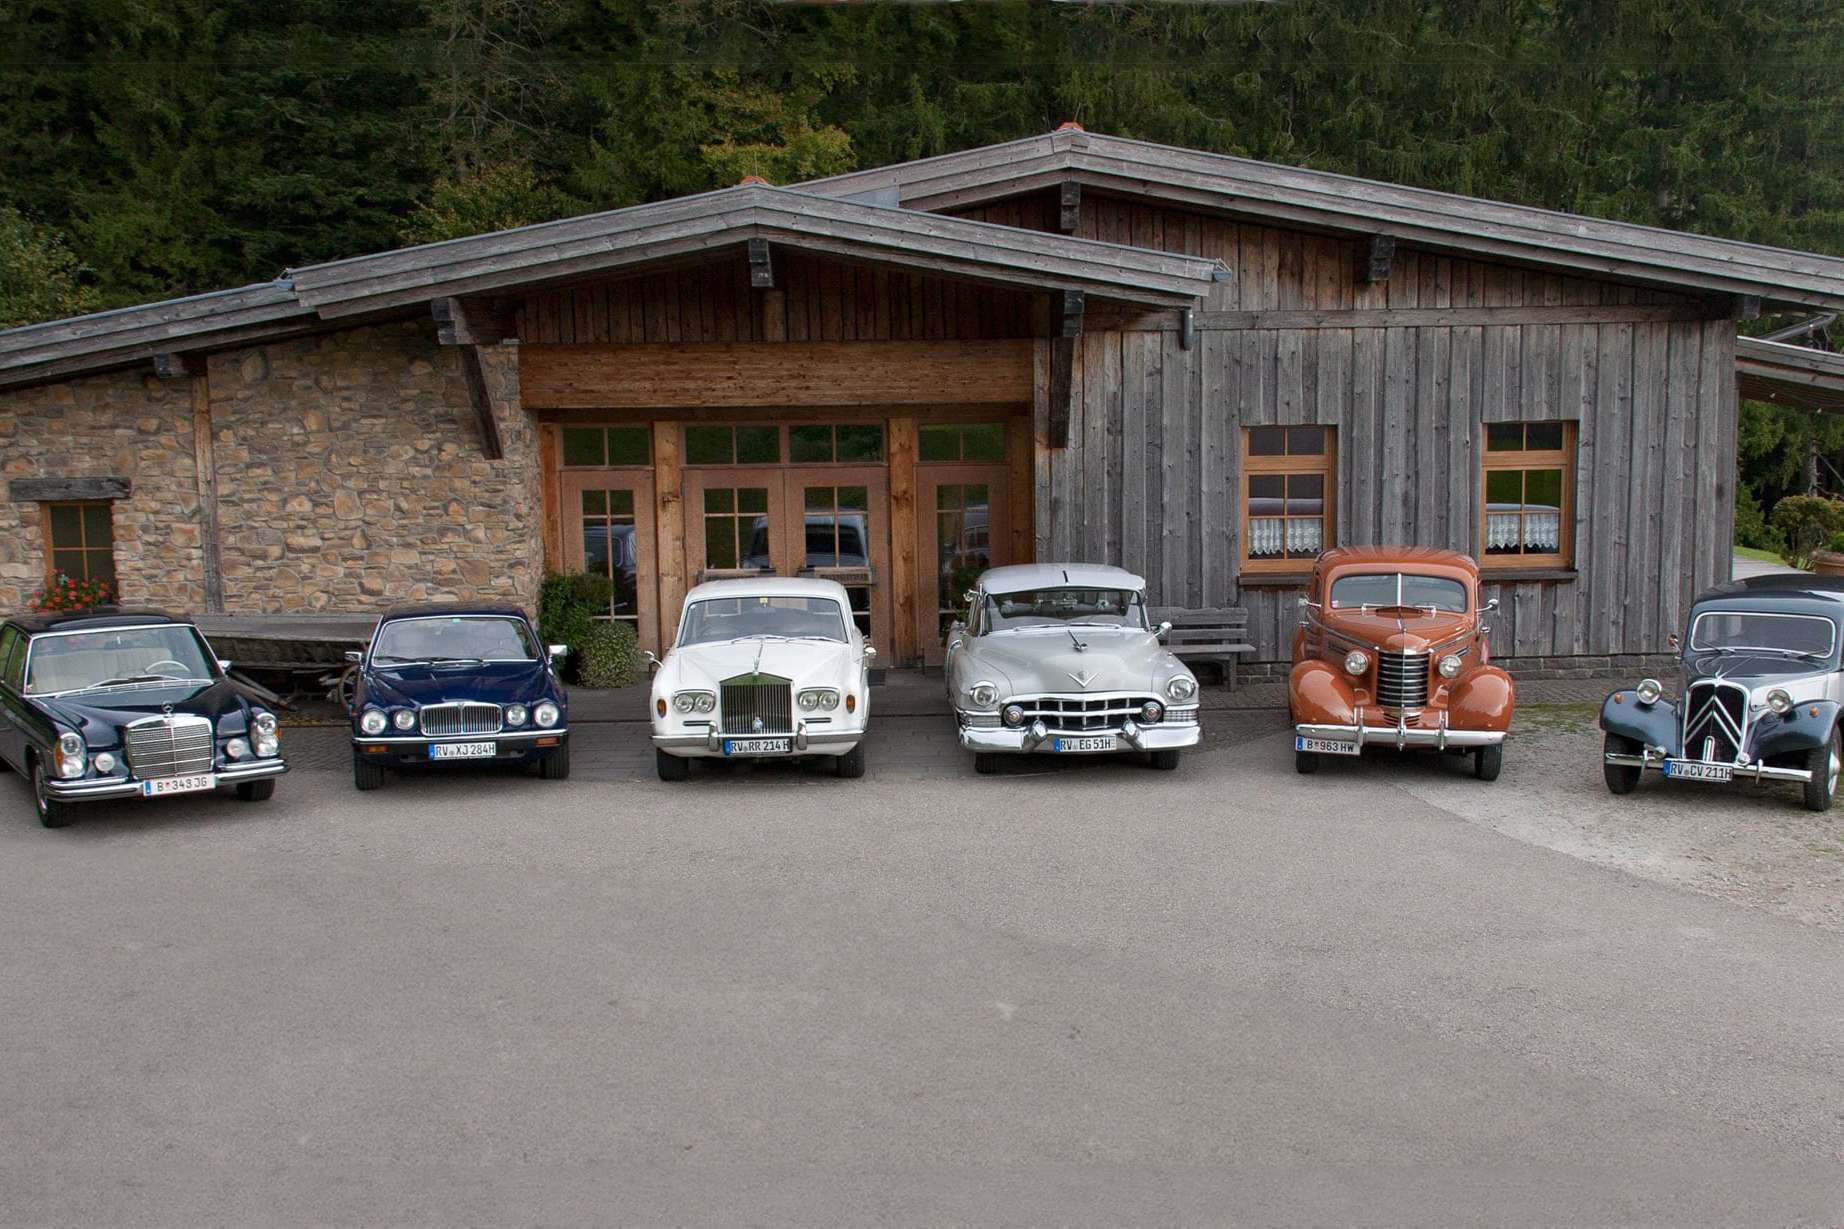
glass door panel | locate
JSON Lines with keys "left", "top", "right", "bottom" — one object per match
{"left": 916, "top": 464, "right": 1010, "bottom": 666}
{"left": 561, "top": 471, "right": 658, "bottom": 654}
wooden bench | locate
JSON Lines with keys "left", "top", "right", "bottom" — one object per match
{"left": 1150, "top": 606, "right": 1257, "bottom": 690}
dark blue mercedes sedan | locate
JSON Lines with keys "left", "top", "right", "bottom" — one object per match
{"left": 348, "top": 605, "right": 570, "bottom": 790}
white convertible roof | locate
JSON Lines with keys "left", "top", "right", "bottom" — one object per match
{"left": 681, "top": 576, "right": 852, "bottom": 605}
{"left": 978, "top": 563, "right": 1146, "bottom": 593}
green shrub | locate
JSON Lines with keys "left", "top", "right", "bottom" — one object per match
{"left": 1733, "top": 485, "right": 1785, "bottom": 554}
{"left": 1769, "top": 495, "right": 1844, "bottom": 569}
{"left": 537, "top": 571, "right": 615, "bottom": 684}
{"left": 576, "top": 620, "right": 641, "bottom": 689}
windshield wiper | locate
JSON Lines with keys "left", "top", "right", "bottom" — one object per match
{"left": 86, "top": 674, "right": 180, "bottom": 689}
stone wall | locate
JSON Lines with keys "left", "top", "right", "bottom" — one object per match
{"left": 0, "top": 368, "right": 207, "bottom": 612}
{"left": 207, "top": 321, "right": 542, "bottom": 613}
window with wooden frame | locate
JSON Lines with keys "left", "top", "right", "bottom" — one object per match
{"left": 560, "top": 426, "right": 651, "bottom": 468}
{"left": 1242, "top": 426, "right": 1336, "bottom": 571}
{"left": 43, "top": 502, "right": 116, "bottom": 590}
{"left": 1481, "top": 421, "right": 1574, "bottom": 568}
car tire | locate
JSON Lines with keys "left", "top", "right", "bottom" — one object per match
{"left": 1149, "top": 749, "right": 1181, "bottom": 771}
{"left": 973, "top": 753, "right": 1000, "bottom": 776}
{"left": 834, "top": 743, "right": 866, "bottom": 779}
{"left": 1473, "top": 743, "right": 1503, "bottom": 782}
{"left": 32, "top": 758, "right": 74, "bottom": 829}
{"left": 1803, "top": 725, "right": 1840, "bottom": 812}
{"left": 656, "top": 749, "right": 690, "bottom": 782}
{"left": 353, "top": 754, "right": 387, "bottom": 792}
{"left": 540, "top": 742, "right": 571, "bottom": 781}
{"left": 1602, "top": 732, "right": 1641, "bottom": 795}
{"left": 235, "top": 780, "right": 275, "bottom": 802}
{"left": 1294, "top": 749, "right": 1320, "bottom": 775}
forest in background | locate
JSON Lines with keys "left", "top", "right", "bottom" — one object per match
{"left": 2, "top": 0, "right": 1842, "bottom": 540}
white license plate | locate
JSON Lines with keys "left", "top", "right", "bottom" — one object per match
{"left": 430, "top": 741, "right": 497, "bottom": 760}
{"left": 1664, "top": 759, "right": 1733, "bottom": 783}
{"left": 141, "top": 773, "right": 214, "bottom": 797}
{"left": 1296, "top": 735, "right": 1361, "bottom": 756}
{"left": 724, "top": 737, "right": 791, "bottom": 756}
{"left": 1052, "top": 735, "right": 1117, "bottom": 753}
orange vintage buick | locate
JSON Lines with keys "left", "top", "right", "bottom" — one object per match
{"left": 1288, "top": 547, "right": 1515, "bottom": 780}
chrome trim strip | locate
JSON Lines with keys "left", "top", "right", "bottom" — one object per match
{"left": 350, "top": 728, "right": 569, "bottom": 745}
{"left": 1603, "top": 752, "right": 1811, "bottom": 784}
{"left": 1296, "top": 721, "right": 1503, "bottom": 749}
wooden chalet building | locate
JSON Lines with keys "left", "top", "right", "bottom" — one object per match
{"left": 5, "top": 126, "right": 1844, "bottom": 669}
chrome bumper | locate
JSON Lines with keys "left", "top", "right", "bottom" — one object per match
{"left": 653, "top": 723, "right": 865, "bottom": 757}
{"left": 45, "top": 757, "right": 288, "bottom": 802}
{"left": 351, "top": 728, "right": 570, "bottom": 746}
{"left": 1295, "top": 720, "right": 1505, "bottom": 751}
{"left": 1604, "top": 751, "right": 1812, "bottom": 784}
{"left": 958, "top": 716, "right": 1200, "bottom": 754}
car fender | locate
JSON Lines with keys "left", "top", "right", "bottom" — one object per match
{"left": 1448, "top": 665, "right": 1515, "bottom": 732}
{"left": 1750, "top": 700, "right": 1841, "bottom": 760}
{"left": 1600, "top": 690, "right": 1680, "bottom": 750}
{"left": 1289, "top": 659, "right": 1356, "bottom": 725}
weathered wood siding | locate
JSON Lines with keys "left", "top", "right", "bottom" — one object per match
{"left": 1020, "top": 193, "right": 1733, "bottom": 661}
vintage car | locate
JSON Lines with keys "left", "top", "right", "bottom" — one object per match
{"left": 649, "top": 577, "right": 873, "bottom": 780}
{"left": 944, "top": 564, "right": 1201, "bottom": 773}
{"left": 1289, "top": 547, "right": 1514, "bottom": 779}
{"left": 349, "top": 605, "right": 570, "bottom": 790}
{"left": 1601, "top": 574, "right": 1844, "bottom": 811}
{"left": 0, "top": 609, "right": 286, "bottom": 828}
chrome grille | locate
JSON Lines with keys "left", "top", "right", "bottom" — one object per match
{"left": 124, "top": 715, "right": 215, "bottom": 779}
{"left": 720, "top": 676, "right": 792, "bottom": 735}
{"left": 1376, "top": 650, "right": 1430, "bottom": 712}
{"left": 1014, "top": 695, "right": 1161, "bottom": 733}
{"left": 1682, "top": 680, "right": 1748, "bottom": 764}
{"left": 419, "top": 703, "right": 502, "bottom": 736}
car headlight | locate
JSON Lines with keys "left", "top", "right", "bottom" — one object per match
{"left": 253, "top": 711, "right": 278, "bottom": 735}
{"left": 534, "top": 701, "right": 561, "bottom": 728}
{"left": 1141, "top": 700, "right": 1165, "bottom": 724}
{"left": 1002, "top": 703, "right": 1026, "bottom": 728}
{"left": 255, "top": 734, "right": 279, "bottom": 758}
{"left": 797, "top": 689, "right": 840, "bottom": 712}
{"left": 1165, "top": 675, "right": 1197, "bottom": 702}
{"left": 359, "top": 708, "right": 387, "bottom": 735}
{"left": 92, "top": 752, "right": 117, "bottom": 775}
{"left": 674, "top": 692, "right": 715, "bottom": 714}
{"left": 392, "top": 709, "right": 416, "bottom": 731}
{"left": 1635, "top": 678, "right": 1662, "bottom": 706}
{"left": 969, "top": 681, "right": 999, "bottom": 707}
{"left": 1766, "top": 688, "right": 1793, "bottom": 715}
{"left": 1438, "top": 654, "right": 1463, "bottom": 679}
{"left": 1344, "top": 650, "right": 1369, "bottom": 676}
{"left": 225, "top": 738, "right": 249, "bottom": 761}
{"left": 57, "top": 732, "right": 84, "bottom": 758}
{"left": 505, "top": 703, "right": 528, "bottom": 727}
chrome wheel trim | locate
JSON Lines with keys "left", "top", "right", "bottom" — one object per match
{"left": 31, "top": 760, "right": 49, "bottom": 817}
{"left": 1830, "top": 730, "right": 1840, "bottom": 797}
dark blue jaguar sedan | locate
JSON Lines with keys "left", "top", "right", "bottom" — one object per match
{"left": 348, "top": 605, "right": 570, "bottom": 790}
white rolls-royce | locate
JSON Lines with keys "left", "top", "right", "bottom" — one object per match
{"left": 649, "top": 577, "right": 873, "bottom": 780}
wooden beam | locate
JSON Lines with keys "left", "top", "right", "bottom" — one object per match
{"left": 456, "top": 345, "right": 505, "bottom": 459}
{"left": 748, "top": 237, "right": 775, "bottom": 289}
{"left": 9, "top": 476, "right": 131, "bottom": 502}
{"left": 1047, "top": 290, "right": 1085, "bottom": 448}
{"left": 1732, "top": 294, "right": 1763, "bottom": 321}
{"left": 1083, "top": 301, "right": 1722, "bottom": 333}
{"left": 1059, "top": 289, "right": 1087, "bottom": 337}
{"left": 887, "top": 416, "right": 918, "bottom": 666}
{"left": 151, "top": 352, "right": 203, "bottom": 380}
{"left": 539, "top": 424, "right": 563, "bottom": 572}
{"left": 1058, "top": 182, "right": 1082, "bottom": 233}
{"left": 432, "top": 296, "right": 516, "bottom": 346}
{"left": 758, "top": 289, "right": 787, "bottom": 342}
{"left": 188, "top": 369, "right": 224, "bottom": 613}
{"left": 1358, "top": 235, "right": 1396, "bottom": 284}
{"left": 652, "top": 422, "right": 686, "bottom": 650}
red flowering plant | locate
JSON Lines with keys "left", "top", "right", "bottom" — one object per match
{"left": 31, "top": 572, "right": 112, "bottom": 613}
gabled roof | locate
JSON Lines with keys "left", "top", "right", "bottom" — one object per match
{"left": 801, "top": 129, "right": 1844, "bottom": 310}
{"left": 1736, "top": 337, "right": 1844, "bottom": 413}
{"left": 285, "top": 183, "right": 1225, "bottom": 317}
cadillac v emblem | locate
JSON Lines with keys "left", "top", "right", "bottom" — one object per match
{"left": 1067, "top": 670, "right": 1096, "bottom": 690}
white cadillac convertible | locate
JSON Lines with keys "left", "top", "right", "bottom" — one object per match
{"left": 945, "top": 563, "right": 1201, "bottom": 773}
{"left": 649, "top": 577, "right": 873, "bottom": 780}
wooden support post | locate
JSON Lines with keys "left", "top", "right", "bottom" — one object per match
{"left": 1006, "top": 414, "right": 1034, "bottom": 564}
{"left": 1359, "top": 235, "right": 1396, "bottom": 284}
{"left": 748, "top": 238, "right": 775, "bottom": 289}
{"left": 1732, "top": 294, "right": 1762, "bottom": 321}
{"left": 539, "top": 424, "right": 563, "bottom": 571}
{"left": 1180, "top": 308, "right": 1196, "bottom": 351}
{"left": 888, "top": 417, "right": 918, "bottom": 666}
{"left": 1058, "top": 182, "right": 1082, "bottom": 234}
{"left": 433, "top": 297, "right": 511, "bottom": 460}
{"left": 456, "top": 345, "right": 504, "bottom": 460}
{"left": 1047, "top": 290, "right": 1085, "bottom": 448}
{"left": 653, "top": 422, "right": 686, "bottom": 648}
{"left": 186, "top": 361, "right": 224, "bottom": 614}
{"left": 758, "top": 290, "right": 787, "bottom": 342}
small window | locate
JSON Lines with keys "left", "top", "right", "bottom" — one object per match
{"left": 685, "top": 425, "right": 781, "bottom": 466}
{"left": 789, "top": 423, "right": 885, "bottom": 464}
{"left": 44, "top": 501, "right": 116, "bottom": 591}
{"left": 919, "top": 423, "right": 1005, "bottom": 463}
{"left": 1482, "top": 421, "right": 1574, "bottom": 568}
{"left": 561, "top": 426, "right": 651, "bottom": 467}
{"left": 1242, "top": 427, "right": 1335, "bottom": 571}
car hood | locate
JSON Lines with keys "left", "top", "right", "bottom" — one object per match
{"left": 31, "top": 678, "right": 245, "bottom": 744}
{"left": 1684, "top": 653, "right": 1824, "bottom": 692}
{"left": 664, "top": 639, "right": 857, "bottom": 690}
{"left": 362, "top": 660, "right": 555, "bottom": 707}
{"left": 965, "top": 628, "right": 1188, "bottom": 695}
{"left": 1326, "top": 609, "right": 1473, "bottom": 652}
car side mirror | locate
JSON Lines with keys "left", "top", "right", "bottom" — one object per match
{"left": 962, "top": 589, "right": 978, "bottom": 605}
{"left": 863, "top": 645, "right": 877, "bottom": 662}
{"left": 1482, "top": 598, "right": 1500, "bottom": 613}
{"left": 1156, "top": 620, "right": 1173, "bottom": 641}
{"left": 343, "top": 649, "right": 362, "bottom": 665}
{"left": 218, "top": 658, "right": 233, "bottom": 673}
{"left": 1666, "top": 632, "right": 1680, "bottom": 652}
{"left": 548, "top": 644, "right": 569, "bottom": 660}
{"left": 644, "top": 651, "right": 662, "bottom": 673}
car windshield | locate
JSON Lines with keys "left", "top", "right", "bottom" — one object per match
{"left": 1329, "top": 573, "right": 1468, "bottom": 614}
{"left": 24, "top": 625, "right": 216, "bottom": 695}
{"left": 1689, "top": 611, "right": 1836, "bottom": 658}
{"left": 983, "top": 587, "right": 1147, "bottom": 631}
{"left": 679, "top": 596, "right": 849, "bottom": 646}
{"left": 372, "top": 616, "right": 538, "bottom": 664}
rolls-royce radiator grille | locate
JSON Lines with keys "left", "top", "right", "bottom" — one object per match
{"left": 1376, "top": 650, "right": 1430, "bottom": 712}
{"left": 125, "top": 715, "right": 215, "bottom": 779}
{"left": 721, "top": 676, "right": 792, "bottom": 735}
{"left": 1682, "top": 680, "right": 1748, "bottom": 763}
{"left": 420, "top": 703, "right": 502, "bottom": 736}
{"left": 1015, "top": 696, "right": 1163, "bottom": 733}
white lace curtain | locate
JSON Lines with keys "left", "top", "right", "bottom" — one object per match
{"left": 1249, "top": 517, "right": 1323, "bottom": 557}
{"left": 1485, "top": 511, "right": 1561, "bottom": 551}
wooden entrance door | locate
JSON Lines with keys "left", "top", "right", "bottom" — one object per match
{"left": 916, "top": 465, "right": 1011, "bottom": 665}
{"left": 561, "top": 470, "right": 659, "bottom": 655}
{"left": 683, "top": 468, "right": 893, "bottom": 648}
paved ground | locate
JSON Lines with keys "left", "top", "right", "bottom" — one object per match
{"left": 1732, "top": 551, "right": 1804, "bottom": 581}
{"left": 3, "top": 711, "right": 1843, "bottom": 1226}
